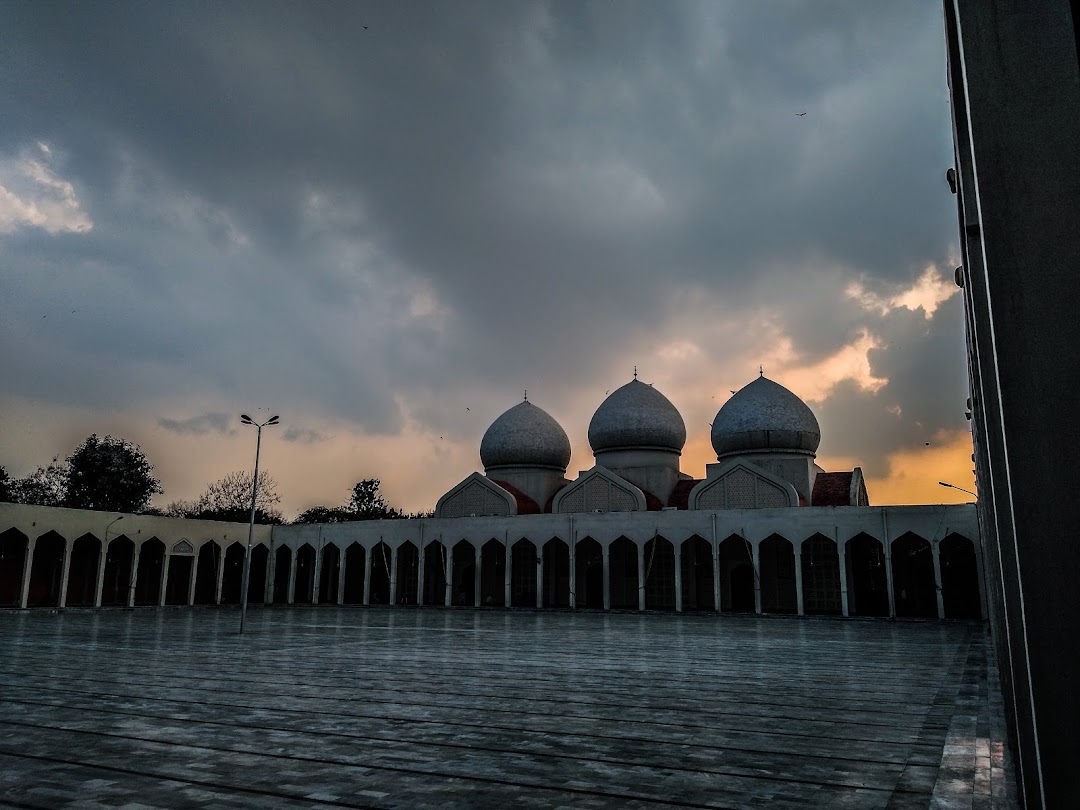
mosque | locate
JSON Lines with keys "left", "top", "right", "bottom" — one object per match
{"left": 0, "top": 374, "right": 983, "bottom": 621}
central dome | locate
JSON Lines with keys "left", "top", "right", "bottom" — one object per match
{"left": 588, "top": 379, "right": 687, "bottom": 454}
{"left": 711, "top": 376, "right": 820, "bottom": 457}
{"left": 480, "top": 400, "right": 571, "bottom": 471}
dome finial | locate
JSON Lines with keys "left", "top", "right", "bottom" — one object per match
{"left": 633, "top": 365, "right": 638, "bottom": 380}
{"left": 524, "top": 389, "right": 527, "bottom": 402}
{"left": 759, "top": 365, "right": 764, "bottom": 378}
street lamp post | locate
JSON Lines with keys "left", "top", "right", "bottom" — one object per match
{"left": 239, "top": 413, "right": 279, "bottom": 635}
{"left": 938, "top": 481, "right": 977, "bottom": 497}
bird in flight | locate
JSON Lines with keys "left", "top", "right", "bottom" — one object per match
{"left": 465, "top": 407, "right": 470, "bottom": 411}
{"left": 796, "top": 112, "right": 807, "bottom": 116}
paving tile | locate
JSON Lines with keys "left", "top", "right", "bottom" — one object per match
{"left": 0, "top": 608, "right": 1019, "bottom": 809}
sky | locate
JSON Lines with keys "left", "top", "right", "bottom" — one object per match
{"left": 0, "top": 1, "right": 976, "bottom": 518}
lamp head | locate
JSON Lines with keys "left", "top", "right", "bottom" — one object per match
{"left": 267, "top": 415, "right": 280, "bottom": 425}
{"left": 240, "top": 414, "right": 254, "bottom": 424}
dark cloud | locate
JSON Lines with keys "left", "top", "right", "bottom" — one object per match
{"left": 158, "top": 413, "right": 236, "bottom": 437}
{"left": 0, "top": 1, "right": 967, "bottom": 500}
{"left": 281, "top": 426, "right": 329, "bottom": 444}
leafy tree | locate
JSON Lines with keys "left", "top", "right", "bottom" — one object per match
{"left": 348, "top": 478, "right": 403, "bottom": 520}
{"left": 64, "top": 434, "right": 163, "bottom": 513}
{"left": 0, "top": 466, "right": 11, "bottom": 502}
{"left": 171, "top": 470, "right": 283, "bottom": 524}
{"left": 10, "top": 456, "right": 69, "bottom": 507}
{"left": 293, "top": 478, "right": 418, "bottom": 524}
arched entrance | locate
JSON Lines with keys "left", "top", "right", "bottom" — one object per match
{"left": 273, "top": 545, "right": 292, "bottom": 604}
{"left": 643, "top": 535, "right": 676, "bottom": 611}
{"left": 574, "top": 536, "right": 603, "bottom": 609}
{"left": 760, "top": 534, "right": 797, "bottom": 614}
{"left": 369, "top": 542, "right": 392, "bottom": 605}
{"left": 342, "top": 542, "right": 365, "bottom": 604}
{"left": 248, "top": 544, "right": 269, "bottom": 604}
{"left": 65, "top": 534, "right": 101, "bottom": 607}
{"left": 294, "top": 543, "right": 316, "bottom": 604}
{"left": 0, "top": 529, "right": 28, "bottom": 606}
{"left": 801, "top": 534, "right": 842, "bottom": 615}
{"left": 892, "top": 533, "right": 938, "bottom": 618}
{"left": 28, "top": 531, "right": 66, "bottom": 607}
{"left": 220, "top": 542, "right": 245, "bottom": 604}
{"left": 940, "top": 533, "right": 981, "bottom": 619}
{"left": 318, "top": 543, "right": 341, "bottom": 604}
{"left": 511, "top": 539, "right": 537, "bottom": 607}
{"left": 422, "top": 542, "right": 446, "bottom": 606}
{"left": 194, "top": 542, "right": 220, "bottom": 605}
{"left": 101, "top": 536, "right": 134, "bottom": 606}
{"left": 480, "top": 539, "right": 505, "bottom": 607}
{"left": 718, "top": 534, "right": 755, "bottom": 613}
{"left": 451, "top": 540, "right": 475, "bottom": 606}
{"left": 542, "top": 538, "right": 570, "bottom": 608}
{"left": 134, "top": 538, "right": 165, "bottom": 606}
{"left": 680, "top": 536, "right": 714, "bottom": 612}
{"left": 396, "top": 541, "right": 419, "bottom": 605}
{"left": 164, "top": 549, "right": 193, "bottom": 606}
{"left": 609, "top": 537, "right": 638, "bottom": 610}
{"left": 846, "top": 533, "right": 889, "bottom": 617}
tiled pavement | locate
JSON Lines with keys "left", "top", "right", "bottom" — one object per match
{"left": 0, "top": 608, "right": 1018, "bottom": 809}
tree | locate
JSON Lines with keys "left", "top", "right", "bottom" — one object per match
{"left": 64, "top": 434, "right": 163, "bottom": 513}
{"left": 10, "top": 456, "right": 69, "bottom": 507}
{"left": 292, "top": 478, "right": 413, "bottom": 524}
{"left": 0, "top": 466, "right": 11, "bottom": 502}
{"left": 348, "top": 478, "right": 403, "bottom": 520}
{"left": 172, "top": 470, "right": 284, "bottom": 524}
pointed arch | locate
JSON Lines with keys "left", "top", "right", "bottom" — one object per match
{"left": 451, "top": 540, "right": 475, "bottom": 606}
{"left": 101, "top": 535, "right": 134, "bottom": 606}
{"left": 0, "top": 529, "right": 29, "bottom": 606}
{"left": 318, "top": 543, "right": 341, "bottom": 604}
{"left": 510, "top": 538, "right": 538, "bottom": 607}
{"left": 846, "top": 533, "right": 889, "bottom": 617}
{"left": 436, "top": 473, "right": 516, "bottom": 518}
{"left": 369, "top": 541, "right": 392, "bottom": 605}
{"left": 480, "top": 539, "right": 506, "bottom": 607}
{"left": 609, "top": 537, "right": 638, "bottom": 609}
{"left": 760, "top": 534, "right": 797, "bottom": 614}
{"left": 66, "top": 534, "right": 101, "bottom": 607}
{"left": 689, "top": 460, "right": 799, "bottom": 510}
{"left": 294, "top": 543, "right": 316, "bottom": 604}
{"left": 680, "top": 535, "right": 714, "bottom": 611}
{"left": 801, "top": 534, "right": 842, "bottom": 615}
{"left": 574, "top": 536, "right": 604, "bottom": 609}
{"left": 134, "top": 538, "right": 165, "bottom": 606}
{"left": 940, "top": 533, "right": 980, "bottom": 619}
{"left": 342, "top": 542, "right": 365, "bottom": 604}
{"left": 220, "top": 542, "right": 246, "bottom": 604}
{"left": 643, "top": 535, "right": 676, "bottom": 610}
{"left": 248, "top": 544, "right": 269, "bottom": 604}
{"left": 552, "top": 466, "right": 646, "bottom": 513}
{"left": 892, "top": 533, "right": 937, "bottom": 618}
{"left": 542, "top": 537, "right": 570, "bottom": 608}
{"left": 396, "top": 541, "right": 420, "bottom": 605}
{"left": 422, "top": 541, "right": 447, "bottom": 606}
{"left": 273, "top": 545, "right": 292, "bottom": 604}
{"left": 718, "top": 534, "right": 755, "bottom": 613}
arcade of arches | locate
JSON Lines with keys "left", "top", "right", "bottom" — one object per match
{"left": 0, "top": 526, "right": 983, "bottom": 620}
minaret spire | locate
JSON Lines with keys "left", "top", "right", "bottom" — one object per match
{"left": 633, "top": 365, "right": 638, "bottom": 380}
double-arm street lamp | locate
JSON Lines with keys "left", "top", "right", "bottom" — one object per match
{"left": 239, "top": 413, "right": 279, "bottom": 635}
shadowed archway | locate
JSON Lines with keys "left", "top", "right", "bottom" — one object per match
{"left": 892, "top": 533, "right": 938, "bottom": 618}
{"left": 65, "top": 534, "right": 101, "bottom": 607}
{"left": 342, "top": 542, "right": 365, "bottom": 604}
{"left": 511, "top": 539, "right": 537, "bottom": 608}
{"left": 760, "top": 534, "right": 797, "bottom": 614}
{"left": 847, "top": 533, "right": 889, "bottom": 617}
{"left": 451, "top": 540, "right": 475, "bottom": 606}
{"left": 248, "top": 544, "right": 269, "bottom": 604}
{"left": 396, "top": 541, "right": 419, "bottom": 605}
{"left": 318, "top": 543, "right": 341, "bottom": 604}
{"left": 194, "top": 542, "right": 220, "bottom": 605}
{"left": 28, "top": 531, "right": 66, "bottom": 607}
{"left": 164, "top": 549, "right": 193, "bottom": 606}
{"left": 272, "top": 545, "right": 292, "bottom": 604}
{"left": 609, "top": 537, "right": 638, "bottom": 610}
{"left": 294, "top": 543, "right": 316, "bottom": 604}
{"left": 542, "top": 538, "right": 569, "bottom": 608}
{"left": 643, "top": 535, "right": 676, "bottom": 611}
{"left": 718, "top": 534, "right": 755, "bottom": 613}
{"left": 134, "top": 538, "right": 165, "bottom": 606}
{"left": 0, "top": 529, "right": 28, "bottom": 606}
{"left": 220, "top": 542, "right": 245, "bottom": 604}
{"left": 369, "top": 542, "right": 392, "bottom": 605}
{"left": 480, "top": 539, "right": 505, "bottom": 607}
{"left": 680, "top": 535, "right": 714, "bottom": 612}
{"left": 801, "top": 534, "right": 842, "bottom": 615}
{"left": 101, "top": 536, "right": 134, "bottom": 606}
{"left": 574, "top": 536, "right": 603, "bottom": 609}
{"left": 422, "top": 541, "right": 447, "bottom": 606}
{"left": 940, "top": 533, "right": 980, "bottom": 619}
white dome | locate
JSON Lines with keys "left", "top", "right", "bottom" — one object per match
{"left": 480, "top": 401, "right": 571, "bottom": 471}
{"left": 588, "top": 379, "right": 686, "bottom": 454}
{"left": 711, "top": 376, "right": 820, "bottom": 457}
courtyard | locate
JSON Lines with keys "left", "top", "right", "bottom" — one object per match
{"left": 0, "top": 608, "right": 1013, "bottom": 809}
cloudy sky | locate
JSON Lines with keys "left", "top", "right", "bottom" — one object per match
{"left": 0, "top": 1, "right": 975, "bottom": 517}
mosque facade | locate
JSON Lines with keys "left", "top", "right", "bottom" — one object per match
{"left": 0, "top": 376, "right": 983, "bottom": 620}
